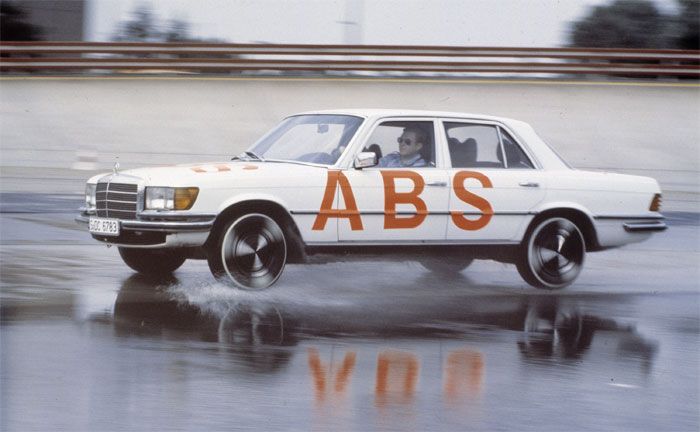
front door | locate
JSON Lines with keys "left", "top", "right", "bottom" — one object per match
{"left": 339, "top": 119, "right": 449, "bottom": 242}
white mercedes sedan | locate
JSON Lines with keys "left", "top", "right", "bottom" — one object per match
{"left": 77, "top": 110, "right": 666, "bottom": 290}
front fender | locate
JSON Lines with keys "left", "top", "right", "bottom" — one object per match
{"left": 216, "top": 192, "right": 292, "bottom": 215}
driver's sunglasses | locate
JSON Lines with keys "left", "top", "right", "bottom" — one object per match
{"left": 397, "top": 137, "right": 415, "bottom": 145}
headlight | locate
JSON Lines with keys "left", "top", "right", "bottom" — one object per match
{"left": 85, "top": 184, "right": 96, "bottom": 210}
{"left": 145, "top": 187, "right": 199, "bottom": 210}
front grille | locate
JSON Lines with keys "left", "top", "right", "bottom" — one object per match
{"left": 96, "top": 182, "right": 138, "bottom": 219}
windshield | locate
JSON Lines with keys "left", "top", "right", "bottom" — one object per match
{"left": 249, "top": 114, "right": 364, "bottom": 165}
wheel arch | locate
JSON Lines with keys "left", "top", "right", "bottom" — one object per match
{"left": 527, "top": 206, "right": 600, "bottom": 251}
{"left": 205, "top": 198, "right": 306, "bottom": 263}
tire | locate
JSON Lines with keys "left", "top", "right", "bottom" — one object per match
{"left": 516, "top": 217, "right": 585, "bottom": 289}
{"left": 207, "top": 213, "right": 287, "bottom": 290}
{"left": 420, "top": 256, "right": 473, "bottom": 274}
{"left": 118, "top": 247, "right": 186, "bottom": 276}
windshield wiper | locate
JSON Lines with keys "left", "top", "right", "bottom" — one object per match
{"left": 244, "top": 151, "right": 265, "bottom": 161}
{"left": 232, "top": 151, "right": 265, "bottom": 161}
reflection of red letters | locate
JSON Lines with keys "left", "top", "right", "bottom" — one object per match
{"left": 444, "top": 349, "right": 484, "bottom": 403}
{"left": 375, "top": 351, "right": 419, "bottom": 407}
{"left": 312, "top": 171, "right": 363, "bottom": 231}
{"left": 451, "top": 171, "right": 493, "bottom": 231}
{"left": 381, "top": 171, "right": 427, "bottom": 229}
{"left": 307, "top": 348, "right": 357, "bottom": 403}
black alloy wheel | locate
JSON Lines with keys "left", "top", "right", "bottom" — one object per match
{"left": 517, "top": 217, "right": 586, "bottom": 289}
{"left": 210, "top": 213, "right": 287, "bottom": 290}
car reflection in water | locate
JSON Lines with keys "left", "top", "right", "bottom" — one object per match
{"left": 111, "top": 274, "right": 659, "bottom": 404}
{"left": 113, "top": 274, "right": 296, "bottom": 373}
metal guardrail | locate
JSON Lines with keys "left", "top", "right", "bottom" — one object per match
{"left": 1, "top": 42, "right": 699, "bottom": 77}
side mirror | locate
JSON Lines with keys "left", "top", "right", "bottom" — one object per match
{"left": 354, "top": 152, "right": 378, "bottom": 169}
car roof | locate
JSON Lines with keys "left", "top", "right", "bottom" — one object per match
{"left": 295, "top": 109, "right": 522, "bottom": 125}
{"left": 295, "top": 109, "right": 572, "bottom": 170}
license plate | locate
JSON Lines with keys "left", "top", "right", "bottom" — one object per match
{"left": 89, "top": 217, "right": 120, "bottom": 236}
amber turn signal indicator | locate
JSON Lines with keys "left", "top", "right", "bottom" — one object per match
{"left": 649, "top": 193, "right": 662, "bottom": 212}
{"left": 174, "top": 187, "right": 199, "bottom": 210}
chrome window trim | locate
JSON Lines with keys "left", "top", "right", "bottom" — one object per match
{"left": 496, "top": 126, "right": 508, "bottom": 169}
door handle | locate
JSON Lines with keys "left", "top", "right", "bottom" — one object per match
{"left": 518, "top": 181, "right": 540, "bottom": 188}
{"left": 426, "top": 181, "right": 447, "bottom": 187}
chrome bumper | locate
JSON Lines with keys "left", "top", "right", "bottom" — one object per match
{"left": 623, "top": 221, "right": 668, "bottom": 232}
{"left": 76, "top": 211, "right": 217, "bottom": 248}
{"left": 75, "top": 213, "right": 216, "bottom": 232}
{"left": 592, "top": 213, "right": 666, "bottom": 248}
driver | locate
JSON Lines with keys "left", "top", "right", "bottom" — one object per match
{"left": 378, "top": 127, "right": 428, "bottom": 168}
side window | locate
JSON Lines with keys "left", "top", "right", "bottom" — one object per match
{"left": 444, "top": 123, "right": 503, "bottom": 168}
{"left": 364, "top": 121, "right": 435, "bottom": 168}
{"left": 500, "top": 128, "right": 534, "bottom": 169}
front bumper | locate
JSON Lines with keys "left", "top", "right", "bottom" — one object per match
{"left": 76, "top": 211, "right": 216, "bottom": 248}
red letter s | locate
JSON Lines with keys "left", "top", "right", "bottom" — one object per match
{"left": 451, "top": 171, "right": 493, "bottom": 231}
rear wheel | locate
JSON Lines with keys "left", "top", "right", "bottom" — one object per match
{"left": 118, "top": 247, "right": 186, "bottom": 276}
{"left": 208, "top": 213, "right": 287, "bottom": 290}
{"left": 516, "top": 217, "right": 585, "bottom": 289}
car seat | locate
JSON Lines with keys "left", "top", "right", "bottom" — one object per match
{"left": 449, "top": 137, "right": 477, "bottom": 167}
{"left": 365, "top": 143, "right": 383, "bottom": 162}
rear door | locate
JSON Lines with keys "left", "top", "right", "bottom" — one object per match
{"left": 441, "top": 120, "right": 546, "bottom": 242}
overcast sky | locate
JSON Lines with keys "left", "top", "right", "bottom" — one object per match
{"left": 86, "top": 0, "right": 679, "bottom": 47}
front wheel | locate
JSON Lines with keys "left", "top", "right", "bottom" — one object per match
{"left": 420, "top": 256, "right": 473, "bottom": 274}
{"left": 208, "top": 213, "right": 287, "bottom": 290}
{"left": 118, "top": 247, "right": 186, "bottom": 276}
{"left": 516, "top": 217, "right": 585, "bottom": 289}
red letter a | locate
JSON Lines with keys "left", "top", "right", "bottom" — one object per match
{"left": 312, "top": 171, "right": 363, "bottom": 231}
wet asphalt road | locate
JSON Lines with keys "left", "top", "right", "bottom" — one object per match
{"left": 1, "top": 193, "right": 699, "bottom": 431}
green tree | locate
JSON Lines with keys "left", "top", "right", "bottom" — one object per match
{"left": 676, "top": 0, "right": 700, "bottom": 49}
{"left": 0, "top": 2, "right": 42, "bottom": 41}
{"left": 113, "top": 7, "right": 223, "bottom": 43}
{"left": 113, "top": 6, "right": 161, "bottom": 42}
{"left": 569, "top": 0, "right": 672, "bottom": 48}
{"left": 163, "top": 19, "right": 191, "bottom": 42}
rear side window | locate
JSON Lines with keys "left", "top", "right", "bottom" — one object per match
{"left": 444, "top": 123, "right": 504, "bottom": 168}
{"left": 500, "top": 128, "right": 534, "bottom": 169}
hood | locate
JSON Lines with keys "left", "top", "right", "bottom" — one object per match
{"left": 95, "top": 161, "right": 329, "bottom": 188}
